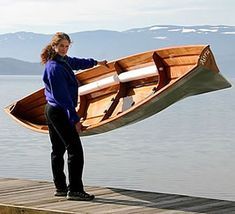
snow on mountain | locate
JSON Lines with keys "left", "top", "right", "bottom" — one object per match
{"left": 182, "top": 28, "right": 197, "bottom": 33}
{"left": 153, "top": 36, "right": 167, "bottom": 40}
{"left": 168, "top": 29, "right": 181, "bottom": 32}
{"left": 198, "top": 28, "right": 218, "bottom": 32}
{"left": 127, "top": 25, "right": 234, "bottom": 34}
{"left": 149, "top": 26, "right": 169, "bottom": 31}
{"left": 222, "top": 32, "right": 235, "bottom": 34}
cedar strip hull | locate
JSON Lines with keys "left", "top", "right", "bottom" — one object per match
{"left": 4, "top": 45, "right": 231, "bottom": 136}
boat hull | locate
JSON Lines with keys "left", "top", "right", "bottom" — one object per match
{"left": 4, "top": 45, "right": 232, "bottom": 136}
{"left": 81, "top": 66, "right": 231, "bottom": 135}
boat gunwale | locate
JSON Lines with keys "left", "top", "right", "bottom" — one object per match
{"left": 5, "top": 44, "right": 229, "bottom": 135}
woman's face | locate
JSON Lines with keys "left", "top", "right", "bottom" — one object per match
{"left": 54, "top": 39, "right": 70, "bottom": 57}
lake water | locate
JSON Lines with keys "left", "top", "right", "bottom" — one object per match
{"left": 0, "top": 75, "right": 234, "bottom": 201}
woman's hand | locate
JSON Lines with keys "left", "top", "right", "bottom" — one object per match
{"left": 97, "top": 60, "right": 108, "bottom": 67}
{"left": 75, "top": 121, "right": 82, "bottom": 133}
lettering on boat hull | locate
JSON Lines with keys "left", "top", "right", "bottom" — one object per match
{"left": 199, "top": 48, "right": 210, "bottom": 65}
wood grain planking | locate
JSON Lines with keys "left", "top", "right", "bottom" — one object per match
{"left": 157, "top": 46, "right": 205, "bottom": 58}
{"left": 0, "top": 178, "right": 235, "bottom": 214}
{"left": 162, "top": 56, "right": 199, "bottom": 67}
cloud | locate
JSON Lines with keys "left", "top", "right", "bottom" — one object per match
{"left": 0, "top": 0, "right": 234, "bottom": 34}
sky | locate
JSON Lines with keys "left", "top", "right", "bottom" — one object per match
{"left": 0, "top": 0, "right": 234, "bottom": 34}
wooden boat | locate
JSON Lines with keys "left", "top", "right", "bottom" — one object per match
{"left": 5, "top": 45, "right": 231, "bottom": 136}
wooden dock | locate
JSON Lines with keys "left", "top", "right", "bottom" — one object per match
{"left": 0, "top": 178, "right": 234, "bottom": 214}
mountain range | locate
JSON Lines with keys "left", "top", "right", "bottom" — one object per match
{"left": 0, "top": 25, "right": 234, "bottom": 77}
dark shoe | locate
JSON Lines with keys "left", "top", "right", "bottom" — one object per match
{"left": 67, "top": 191, "right": 95, "bottom": 201}
{"left": 54, "top": 189, "right": 68, "bottom": 197}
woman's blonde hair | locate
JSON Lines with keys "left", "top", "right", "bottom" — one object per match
{"left": 40, "top": 32, "right": 71, "bottom": 64}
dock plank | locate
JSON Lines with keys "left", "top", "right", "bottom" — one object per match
{"left": 0, "top": 178, "right": 234, "bottom": 214}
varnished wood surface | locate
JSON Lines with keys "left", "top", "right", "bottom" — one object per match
{"left": 0, "top": 178, "right": 234, "bottom": 214}
{"left": 4, "top": 45, "right": 231, "bottom": 135}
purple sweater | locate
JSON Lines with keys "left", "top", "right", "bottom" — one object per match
{"left": 43, "top": 54, "right": 97, "bottom": 124}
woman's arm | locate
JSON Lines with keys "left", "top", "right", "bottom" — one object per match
{"left": 66, "top": 56, "right": 107, "bottom": 70}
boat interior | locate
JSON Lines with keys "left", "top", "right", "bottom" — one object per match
{"left": 7, "top": 46, "right": 204, "bottom": 131}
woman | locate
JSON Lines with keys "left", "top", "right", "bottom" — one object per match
{"left": 41, "top": 32, "right": 107, "bottom": 201}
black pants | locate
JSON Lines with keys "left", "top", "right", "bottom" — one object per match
{"left": 45, "top": 104, "right": 84, "bottom": 192}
